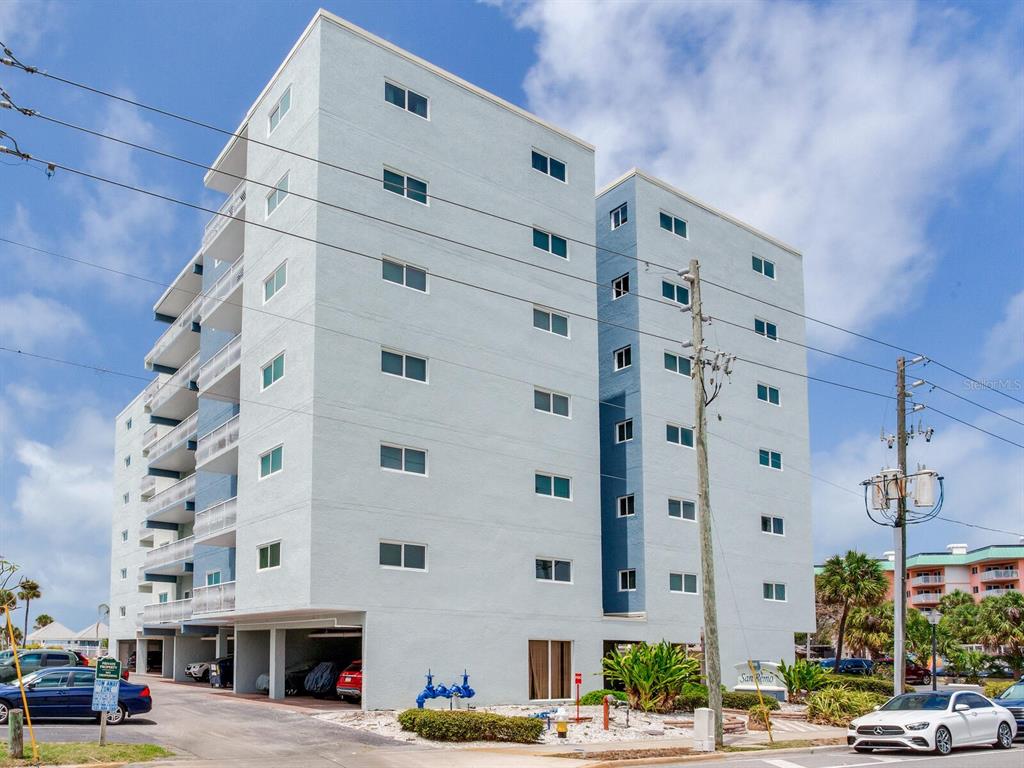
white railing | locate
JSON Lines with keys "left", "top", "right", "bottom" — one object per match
{"left": 144, "top": 536, "right": 194, "bottom": 570}
{"left": 149, "top": 353, "right": 200, "bottom": 414}
{"left": 194, "top": 497, "right": 238, "bottom": 541}
{"left": 911, "top": 592, "right": 942, "bottom": 605}
{"left": 143, "top": 598, "right": 193, "bottom": 624}
{"left": 193, "top": 581, "right": 236, "bottom": 615}
{"left": 145, "top": 473, "right": 196, "bottom": 519}
{"left": 140, "top": 474, "right": 157, "bottom": 499}
{"left": 199, "top": 255, "right": 244, "bottom": 322}
{"left": 147, "top": 294, "right": 201, "bottom": 366}
{"left": 910, "top": 574, "right": 944, "bottom": 586}
{"left": 141, "top": 377, "right": 161, "bottom": 410}
{"left": 982, "top": 587, "right": 1018, "bottom": 597}
{"left": 980, "top": 569, "right": 1019, "bottom": 583}
{"left": 195, "top": 414, "right": 240, "bottom": 467}
{"left": 203, "top": 181, "right": 247, "bottom": 247}
{"left": 143, "top": 424, "right": 160, "bottom": 451}
{"left": 146, "top": 410, "right": 198, "bottom": 463}
{"left": 197, "top": 334, "right": 241, "bottom": 393}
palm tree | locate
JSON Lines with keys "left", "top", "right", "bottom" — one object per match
{"left": 17, "top": 580, "right": 41, "bottom": 642}
{"left": 845, "top": 601, "right": 893, "bottom": 657}
{"left": 938, "top": 590, "right": 974, "bottom": 613}
{"left": 33, "top": 614, "right": 54, "bottom": 630}
{"left": 975, "top": 592, "right": 1024, "bottom": 674}
{"left": 0, "top": 591, "right": 16, "bottom": 650}
{"left": 817, "top": 551, "right": 888, "bottom": 670}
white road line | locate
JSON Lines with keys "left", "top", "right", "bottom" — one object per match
{"left": 764, "top": 759, "right": 808, "bottom": 768}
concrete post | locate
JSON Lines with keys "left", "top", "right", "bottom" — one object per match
{"left": 233, "top": 630, "right": 269, "bottom": 694}
{"left": 8, "top": 708, "right": 23, "bottom": 758}
{"left": 135, "top": 638, "right": 147, "bottom": 676}
{"left": 694, "top": 707, "right": 715, "bottom": 752}
{"left": 269, "top": 629, "right": 287, "bottom": 700}
{"left": 215, "top": 626, "right": 231, "bottom": 658}
{"left": 161, "top": 637, "right": 175, "bottom": 679}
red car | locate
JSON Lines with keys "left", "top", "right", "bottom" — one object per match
{"left": 335, "top": 660, "right": 362, "bottom": 701}
{"left": 877, "top": 658, "right": 933, "bottom": 685}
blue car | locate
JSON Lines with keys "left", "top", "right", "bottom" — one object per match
{"left": 818, "top": 658, "right": 874, "bottom": 675}
{"left": 0, "top": 666, "right": 152, "bottom": 725}
{"left": 996, "top": 678, "right": 1024, "bottom": 739}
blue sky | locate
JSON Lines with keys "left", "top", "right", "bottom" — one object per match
{"left": 1, "top": 0, "right": 1021, "bottom": 630}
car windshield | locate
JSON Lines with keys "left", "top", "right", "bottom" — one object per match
{"left": 998, "top": 683, "right": 1024, "bottom": 700}
{"left": 880, "top": 693, "right": 952, "bottom": 711}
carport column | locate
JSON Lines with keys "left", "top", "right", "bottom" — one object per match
{"left": 161, "top": 636, "right": 175, "bottom": 678}
{"left": 173, "top": 635, "right": 209, "bottom": 682}
{"left": 268, "top": 628, "right": 286, "bottom": 700}
{"left": 135, "top": 638, "right": 146, "bottom": 676}
{"left": 215, "top": 626, "right": 231, "bottom": 658}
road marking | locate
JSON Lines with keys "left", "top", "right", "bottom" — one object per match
{"left": 764, "top": 760, "right": 808, "bottom": 768}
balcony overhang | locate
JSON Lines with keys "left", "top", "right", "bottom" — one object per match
{"left": 154, "top": 250, "right": 204, "bottom": 319}
{"left": 205, "top": 128, "right": 247, "bottom": 194}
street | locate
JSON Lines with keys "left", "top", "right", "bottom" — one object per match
{"left": 653, "top": 745, "right": 1024, "bottom": 768}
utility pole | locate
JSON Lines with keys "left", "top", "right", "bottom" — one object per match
{"left": 894, "top": 357, "right": 907, "bottom": 697}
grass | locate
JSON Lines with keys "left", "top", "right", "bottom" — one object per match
{"left": 0, "top": 742, "right": 172, "bottom": 766}
{"left": 721, "top": 737, "right": 845, "bottom": 752}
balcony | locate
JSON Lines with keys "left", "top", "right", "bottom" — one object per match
{"left": 980, "top": 569, "right": 1019, "bottom": 583}
{"left": 144, "top": 535, "right": 194, "bottom": 575}
{"left": 143, "top": 598, "right": 193, "bottom": 625}
{"left": 203, "top": 181, "right": 246, "bottom": 250}
{"left": 197, "top": 334, "right": 241, "bottom": 403}
{"left": 141, "top": 377, "right": 161, "bottom": 412}
{"left": 145, "top": 473, "right": 196, "bottom": 524}
{"left": 193, "top": 581, "right": 236, "bottom": 615}
{"left": 194, "top": 497, "right": 237, "bottom": 547}
{"left": 153, "top": 250, "right": 203, "bottom": 320}
{"left": 982, "top": 587, "right": 1018, "bottom": 597}
{"left": 148, "top": 353, "right": 200, "bottom": 420}
{"left": 140, "top": 474, "right": 157, "bottom": 501}
{"left": 196, "top": 414, "right": 239, "bottom": 474}
{"left": 146, "top": 410, "right": 198, "bottom": 473}
{"left": 145, "top": 295, "right": 201, "bottom": 371}
{"left": 911, "top": 592, "right": 942, "bottom": 605}
{"left": 911, "top": 574, "right": 944, "bottom": 587}
{"left": 199, "top": 255, "right": 244, "bottom": 333}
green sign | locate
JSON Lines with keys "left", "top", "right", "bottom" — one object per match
{"left": 96, "top": 657, "right": 122, "bottom": 681}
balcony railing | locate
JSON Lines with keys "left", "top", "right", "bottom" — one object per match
{"left": 193, "top": 581, "right": 236, "bottom": 615}
{"left": 194, "top": 497, "right": 237, "bottom": 542}
{"left": 144, "top": 536, "right": 194, "bottom": 570}
{"left": 145, "top": 474, "right": 196, "bottom": 520}
{"left": 203, "top": 181, "right": 246, "bottom": 247}
{"left": 143, "top": 424, "right": 160, "bottom": 451}
{"left": 145, "top": 410, "right": 198, "bottom": 463}
{"left": 911, "top": 574, "right": 944, "bottom": 586}
{"left": 148, "top": 352, "right": 199, "bottom": 415}
{"left": 982, "top": 587, "right": 1018, "bottom": 597}
{"left": 197, "top": 334, "right": 241, "bottom": 394}
{"left": 196, "top": 414, "right": 240, "bottom": 468}
{"left": 140, "top": 474, "right": 157, "bottom": 500}
{"left": 143, "top": 598, "right": 193, "bottom": 624}
{"left": 199, "top": 255, "right": 244, "bottom": 323}
{"left": 147, "top": 294, "right": 201, "bottom": 368}
{"left": 141, "top": 377, "right": 161, "bottom": 410}
{"left": 910, "top": 592, "right": 942, "bottom": 605}
{"left": 980, "top": 569, "right": 1019, "bottom": 583}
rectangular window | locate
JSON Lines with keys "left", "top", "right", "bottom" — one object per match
{"left": 531, "top": 150, "right": 566, "bottom": 182}
{"left": 664, "top": 351, "right": 692, "bottom": 376}
{"left": 261, "top": 353, "right": 285, "bottom": 389}
{"left": 120, "top": 529, "right": 128, "bottom": 542}
{"left": 265, "top": 173, "right": 289, "bottom": 216}
{"left": 617, "top": 494, "right": 635, "bottom": 517}
{"left": 158, "top": 593, "right": 169, "bottom": 604}
{"left": 535, "top": 472, "right": 571, "bottom": 499}
{"left": 661, "top": 280, "right": 690, "bottom": 306}
{"left": 761, "top": 515, "right": 785, "bottom": 536}
{"left": 125, "top": 418, "right": 132, "bottom": 431}
{"left": 759, "top": 449, "right": 783, "bottom": 470}
{"left": 532, "top": 228, "right": 568, "bottom": 258}
{"left": 206, "top": 570, "right": 222, "bottom": 586}
{"left": 612, "top": 273, "right": 630, "bottom": 299}
{"left": 119, "top": 568, "right": 127, "bottom": 580}
{"left": 379, "top": 540, "right": 427, "bottom": 570}
{"left": 384, "top": 81, "right": 428, "bottom": 118}
{"left": 670, "top": 572, "right": 698, "bottom": 594}
{"left": 754, "top": 317, "right": 778, "bottom": 340}
{"left": 614, "top": 345, "right": 632, "bottom": 371}
{"left": 528, "top": 639, "right": 572, "bottom": 700}
{"left": 118, "top": 606, "right": 126, "bottom": 618}
{"left": 533, "top": 307, "right": 569, "bottom": 337}
{"left": 666, "top": 423, "right": 695, "bottom": 448}
{"left": 258, "top": 542, "right": 281, "bottom": 570}
{"left": 752, "top": 254, "right": 776, "bottom": 279}
{"left": 534, "top": 388, "right": 570, "bottom": 417}
{"left": 618, "top": 569, "right": 637, "bottom": 591}
{"left": 668, "top": 498, "right": 696, "bottom": 520}
{"left": 535, "top": 558, "right": 572, "bottom": 583}
{"left": 268, "top": 86, "right": 291, "bottom": 133}
{"left": 380, "top": 444, "right": 427, "bottom": 475}
{"left": 122, "top": 493, "right": 130, "bottom": 505}
{"left": 263, "top": 262, "right": 287, "bottom": 302}
{"left": 259, "top": 445, "right": 284, "bottom": 478}
{"left": 659, "top": 211, "right": 688, "bottom": 238}
{"left": 615, "top": 419, "right": 633, "bottom": 443}
{"left": 381, "top": 350, "right": 427, "bottom": 382}
{"left": 610, "top": 203, "right": 628, "bottom": 229}
{"left": 124, "top": 455, "right": 131, "bottom": 467}
{"left": 381, "top": 258, "right": 427, "bottom": 292}
{"left": 763, "top": 582, "right": 787, "bottom": 601}
{"left": 383, "top": 168, "right": 428, "bottom": 204}
{"left": 756, "top": 383, "right": 781, "bottom": 405}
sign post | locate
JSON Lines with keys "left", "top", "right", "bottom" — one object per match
{"left": 92, "top": 657, "right": 122, "bottom": 747}
{"left": 574, "top": 672, "right": 582, "bottom": 722}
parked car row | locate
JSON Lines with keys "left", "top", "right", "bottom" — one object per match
{"left": 186, "top": 655, "right": 362, "bottom": 702}
{"left": 0, "top": 665, "right": 151, "bottom": 725}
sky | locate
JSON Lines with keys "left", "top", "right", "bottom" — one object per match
{"left": 0, "top": 0, "right": 1021, "bottom": 630}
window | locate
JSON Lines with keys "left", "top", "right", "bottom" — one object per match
{"left": 119, "top": 568, "right": 127, "bottom": 580}
{"left": 763, "top": 582, "right": 787, "bottom": 601}
{"left": 268, "top": 86, "right": 291, "bottom": 133}
{"left": 754, "top": 317, "right": 778, "bottom": 340}
{"left": 614, "top": 345, "right": 632, "bottom": 371}
{"left": 752, "top": 254, "right": 776, "bottom": 279}
{"left": 664, "top": 351, "right": 692, "bottom": 376}
{"left": 381, "top": 350, "right": 427, "bottom": 382}
{"left": 264, "top": 262, "right": 287, "bottom": 302}
{"left": 124, "top": 455, "right": 131, "bottom": 467}
{"left": 757, "top": 383, "right": 781, "bottom": 405}
{"left": 32, "top": 672, "right": 70, "bottom": 689}
{"left": 120, "top": 529, "right": 128, "bottom": 543}
{"left": 380, "top": 444, "right": 427, "bottom": 475}
{"left": 666, "top": 423, "right": 695, "bottom": 448}
{"left": 382, "top": 258, "right": 427, "bottom": 292}
{"left": 610, "top": 203, "right": 628, "bottom": 229}
{"left": 384, "top": 81, "right": 428, "bottom": 118}
{"left": 158, "top": 593, "right": 169, "bottom": 604}
{"left": 122, "top": 493, "right": 129, "bottom": 505}
{"left": 534, "top": 388, "right": 570, "bottom": 417}
{"left": 761, "top": 515, "right": 785, "bottom": 535}
{"left": 669, "top": 498, "right": 696, "bottom": 520}
{"left": 971, "top": 567, "right": 978, "bottom": 574}
{"left": 125, "top": 418, "right": 133, "bottom": 431}
{"left": 615, "top": 419, "right": 633, "bottom": 443}
{"left": 265, "top": 173, "right": 289, "bottom": 216}
{"left": 617, "top": 494, "right": 635, "bottom": 517}
{"left": 258, "top": 542, "right": 281, "bottom": 570}
{"left": 529, "top": 639, "right": 572, "bottom": 700}
{"left": 531, "top": 150, "right": 566, "bottom": 182}
{"left": 661, "top": 280, "right": 690, "bottom": 306}
{"left": 659, "top": 211, "right": 688, "bottom": 238}
{"left": 535, "top": 472, "right": 571, "bottom": 499}
{"left": 118, "top": 606, "right": 126, "bottom": 618}
{"left": 262, "top": 353, "right": 285, "bottom": 389}
{"left": 535, "top": 558, "right": 572, "bottom": 583}
{"left": 533, "top": 307, "right": 569, "bottom": 337}
{"left": 383, "top": 168, "right": 428, "bottom": 204}
{"left": 532, "top": 228, "right": 568, "bottom": 258}
{"left": 972, "top": 586, "right": 979, "bottom": 594}
{"left": 69, "top": 669, "right": 95, "bottom": 688}
{"left": 259, "top": 445, "right": 284, "bottom": 478}
{"left": 612, "top": 273, "right": 630, "bottom": 299}
{"left": 206, "top": 570, "right": 222, "bottom": 586}
{"left": 670, "top": 572, "right": 698, "bottom": 594}
{"left": 759, "top": 449, "right": 783, "bottom": 470}
{"left": 618, "top": 569, "right": 637, "bottom": 591}
{"left": 379, "top": 541, "right": 427, "bottom": 570}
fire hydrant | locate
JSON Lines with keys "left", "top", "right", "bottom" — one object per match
{"left": 555, "top": 707, "right": 569, "bottom": 739}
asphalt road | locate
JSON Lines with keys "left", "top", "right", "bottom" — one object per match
{"left": 652, "top": 744, "right": 1024, "bottom": 768}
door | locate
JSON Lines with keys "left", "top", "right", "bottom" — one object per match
{"left": 962, "top": 692, "right": 998, "bottom": 743}
{"left": 26, "top": 671, "right": 71, "bottom": 717}
{"left": 65, "top": 669, "right": 96, "bottom": 717}
{"left": 948, "top": 693, "right": 975, "bottom": 744}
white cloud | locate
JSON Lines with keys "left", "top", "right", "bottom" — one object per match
{"left": 0, "top": 0, "right": 60, "bottom": 56}
{"left": 980, "top": 289, "right": 1024, "bottom": 377}
{"left": 499, "top": 0, "right": 1022, "bottom": 344}
{"left": 0, "top": 292, "right": 85, "bottom": 351}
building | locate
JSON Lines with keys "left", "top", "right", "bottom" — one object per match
{"left": 25, "top": 621, "right": 109, "bottom": 657}
{"left": 878, "top": 543, "right": 1024, "bottom": 608}
{"left": 108, "top": 9, "right": 814, "bottom": 709}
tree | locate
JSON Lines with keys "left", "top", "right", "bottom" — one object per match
{"left": 33, "top": 614, "right": 54, "bottom": 631}
{"left": 845, "top": 601, "right": 893, "bottom": 658}
{"left": 16, "top": 579, "right": 41, "bottom": 643}
{"left": 817, "top": 551, "right": 888, "bottom": 669}
{"left": 976, "top": 592, "right": 1024, "bottom": 674}
{"left": 938, "top": 590, "right": 974, "bottom": 613}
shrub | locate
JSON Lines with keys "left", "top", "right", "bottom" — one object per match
{"left": 985, "top": 681, "right": 1013, "bottom": 699}
{"left": 722, "top": 691, "right": 779, "bottom": 710}
{"left": 806, "top": 688, "right": 889, "bottom": 727}
{"left": 747, "top": 704, "right": 773, "bottom": 731}
{"left": 778, "top": 659, "right": 829, "bottom": 703}
{"left": 674, "top": 687, "right": 708, "bottom": 712}
{"left": 602, "top": 640, "right": 701, "bottom": 712}
{"left": 579, "top": 689, "right": 627, "bottom": 706}
{"left": 397, "top": 710, "right": 543, "bottom": 743}
{"left": 820, "top": 674, "right": 894, "bottom": 695}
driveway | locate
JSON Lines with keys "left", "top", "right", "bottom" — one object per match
{"left": 649, "top": 744, "right": 1023, "bottom": 768}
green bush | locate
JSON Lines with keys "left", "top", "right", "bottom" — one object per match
{"left": 985, "top": 681, "right": 1013, "bottom": 699}
{"left": 821, "top": 674, "right": 894, "bottom": 695}
{"left": 674, "top": 687, "right": 708, "bottom": 712}
{"left": 673, "top": 686, "right": 778, "bottom": 712}
{"left": 806, "top": 688, "right": 889, "bottom": 727}
{"left": 397, "top": 709, "right": 543, "bottom": 743}
{"left": 579, "top": 689, "right": 627, "bottom": 705}
{"left": 779, "top": 659, "right": 829, "bottom": 702}
{"left": 601, "top": 640, "right": 701, "bottom": 712}
{"left": 747, "top": 704, "right": 773, "bottom": 731}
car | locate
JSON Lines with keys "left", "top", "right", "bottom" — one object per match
{"left": 980, "top": 659, "right": 1015, "bottom": 678}
{"left": 127, "top": 649, "right": 163, "bottom": 673}
{"left": 0, "top": 650, "right": 84, "bottom": 683}
{"left": 185, "top": 661, "right": 212, "bottom": 682}
{"left": 995, "top": 678, "right": 1024, "bottom": 738}
{"left": 0, "top": 666, "right": 152, "bottom": 725}
{"left": 254, "top": 660, "right": 317, "bottom": 696}
{"left": 848, "top": 690, "right": 1017, "bottom": 755}
{"left": 876, "top": 658, "right": 933, "bottom": 685}
{"left": 209, "top": 656, "right": 233, "bottom": 688}
{"left": 335, "top": 660, "right": 362, "bottom": 701}
{"left": 818, "top": 658, "right": 874, "bottom": 675}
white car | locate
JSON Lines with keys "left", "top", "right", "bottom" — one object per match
{"left": 848, "top": 690, "right": 1017, "bottom": 755}
{"left": 185, "top": 661, "right": 212, "bottom": 682}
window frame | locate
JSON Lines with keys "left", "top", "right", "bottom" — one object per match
{"left": 265, "top": 172, "right": 290, "bottom": 217}
{"left": 380, "top": 443, "right": 428, "bottom": 476}
{"left": 618, "top": 568, "right": 637, "bottom": 592}
{"left": 617, "top": 494, "right": 636, "bottom": 518}
{"left": 532, "top": 306, "right": 570, "bottom": 338}
{"left": 120, "top": 529, "right": 129, "bottom": 543}
{"left": 535, "top": 472, "right": 572, "bottom": 500}
{"left": 752, "top": 254, "right": 776, "bottom": 280}
{"left": 119, "top": 567, "right": 128, "bottom": 580}
{"left": 613, "top": 345, "right": 632, "bottom": 371}
{"left": 761, "top": 515, "right": 785, "bottom": 536}
{"left": 380, "top": 349, "right": 428, "bottom": 383}
{"left": 379, "top": 539, "right": 428, "bottom": 571}
{"left": 263, "top": 261, "right": 287, "bottom": 304}
{"left": 615, "top": 418, "right": 634, "bottom": 444}
{"left": 535, "top": 557, "right": 573, "bottom": 584}
{"left": 668, "top": 497, "right": 697, "bottom": 521}
{"left": 666, "top": 423, "right": 695, "bottom": 448}
{"left": 381, "top": 257, "right": 428, "bottom": 293}
{"left": 664, "top": 351, "right": 692, "bottom": 377}
{"left": 534, "top": 387, "right": 571, "bottom": 418}
{"left": 610, "top": 203, "right": 628, "bottom": 230}
{"left": 532, "top": 227, "right": 569, "bottom": 259}
{"left": 384, "top": 80, "right": 429, "bottom": 120}
{"left": 763, "top": 582, "right": 787, "bottom": 602}
{"left": 267, "top": 85, "right": 292, "bottom": 135}
{"left": 670, "top": 572, "right": 699, "bottom": 594}
{"left": 758, "top": 448, "right": 783, "bottom": 471}
{"left": 528, "top": 639, "right": 573, "bottom": 701}
{"left": 756, "top": 383, "right": 781, "bottom": 406}
{"left": 659, "top": 211, "right": 689, "bottom": 239}
{"left": 661, "top": 280, "right": 690, "bottom": 307}
{"left": 612, "top": 273, "right": 630, "bottom": 300}
{"left": 531, "top": 149, "right": 567, "bottom": 183}
{"left": 383, "top": 167, "right": 429, "bottom": 205}
{"left": 206, "top": 569, "right": 222, "bottom": 586}
{"left": 754, "top": 317, "right": 779, "bottom": 341}
{"left": 259, "top": 445, "right": 284, "bottom": 479}
{"left": 257, "top": 541, "right": 282, "bottom": 571}
{"left": 261, "top": 352, "right": 286, "bottom": 391}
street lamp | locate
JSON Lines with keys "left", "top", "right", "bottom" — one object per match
{"left": 927, "top": 610, "right": 942, "bottom": 692}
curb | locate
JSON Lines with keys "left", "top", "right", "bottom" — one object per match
{"left": 581, "top": 739, "right": 846, "bottom": 767}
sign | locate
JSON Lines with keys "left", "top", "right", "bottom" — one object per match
{"left": 574, "top": 672, "right": 582, "bottom": 685}
{"left": 92, "top": 657, "right": 122, "bottom": 713}
{"left": 733, "top": 661, "right": 786, "bottom": 701}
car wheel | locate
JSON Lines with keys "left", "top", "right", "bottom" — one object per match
{"left": 934, "top": 725, "right": 952, "bottom": 756}
{"left": 105, "top": 704, "right": 128, "bottom": 725}
{"left": 0, "top": 701, "right": 8, "bottom": 726}
{"left": 995, "top": 721, "right": 1013, "bottom": 749}
{"left": 922, "top": 673, "right": 931, "bottom": 685}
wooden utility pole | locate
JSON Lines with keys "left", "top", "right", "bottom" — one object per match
{"left": 686, "top": 259, "right": 723, "bottom": 747}
{"left": 894, "top": 356, "right": 907, "bottom": 696}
